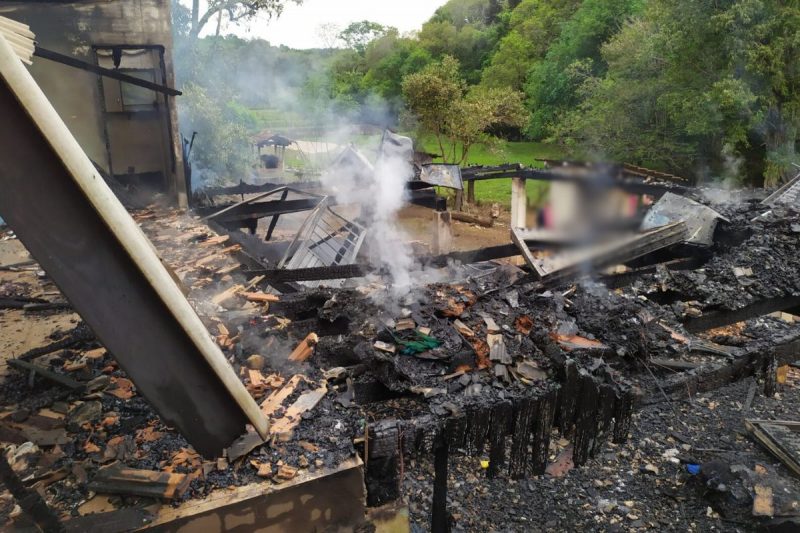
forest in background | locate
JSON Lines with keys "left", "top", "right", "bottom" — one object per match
{"left": 172, "top": 0, "right": 800, "bottom": 188}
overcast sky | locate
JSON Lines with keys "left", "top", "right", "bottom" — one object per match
{"left": 200, "top": 0, "right": 448, "bottom": 49}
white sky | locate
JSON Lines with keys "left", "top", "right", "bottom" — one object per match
{"left": 195, "top": 0, "right": 447, "bottom": 49}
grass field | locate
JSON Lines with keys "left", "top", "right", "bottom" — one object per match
{"left": 420, "top": 139, "right": 566, "bottom": 207}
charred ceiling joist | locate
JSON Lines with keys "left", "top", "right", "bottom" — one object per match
{"left": 0, "top": 36, "right": 267, "bottom": 457}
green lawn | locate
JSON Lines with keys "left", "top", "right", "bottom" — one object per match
{"left": 420, "top": 139, "right": 567, "bottom": 208}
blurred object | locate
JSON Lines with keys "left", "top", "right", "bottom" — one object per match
{"left": 528, "top": 222, "right": 688, "bottom": 285}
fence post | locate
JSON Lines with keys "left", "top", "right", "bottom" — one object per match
{"left": 431, "top": 211, "right": 453, "bottom": 255}
{"left": 511, "top": 177, "right": 527, "bottom": 229}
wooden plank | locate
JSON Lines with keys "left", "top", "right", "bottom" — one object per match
{"left": 243, "top": 292, "right": 280, "bottom": 304}
{"left": 214, "top": 264, "right": 240, "bottom": 276}
{"left": 487, "top": 334, "right": 510, "bottom": 364}
{"left": 141, "top": 457, "right": 364, "bottom": 531}
{"left": 211, "top": 285, "right": 243, "bottom": 306}
{"left": 745, "top": 419, "right": 800, "bottom": 477}
{"left": 649, "top": 357, "right": 701, "bottom": 371}
{"left": 33, "top": 46, "right": 182, "bottom": 96}
{"left": 270, "top": 386, "right": 327, "bottom": 441}
{"left": 453, "top": 319, "right": 475, "bottom": 337}
{"left": 510, "top": 227, "right": 546, "bottom": 279}
{"left": 199, "top": 234, "right": 230, "bottom": 247}
{"left": 88, "top": 463, "right": 190, "bottom": 500}
{"left": 260, "top": 375, "right": 304, "bottom": 417}
{"left": 482, "top": 315, "right": 501, "bottom": 334}
{"left": 288, "top": 332, "right": 319, "bottom": 362}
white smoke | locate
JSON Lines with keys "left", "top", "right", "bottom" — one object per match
{"left": 321, "top": 134, "right": 416, "bottom": 297}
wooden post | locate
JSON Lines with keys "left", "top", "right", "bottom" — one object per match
{"left": 431, "top": 441, "right": 450, "bottom": 533}
{"left": 431, "top": 211, "right": 453, "bottom": 255}
{"left": 454, "top": 189, "right": 464, "bottom": 212}
{"left": 467, "top": 180, "right": 475, "bottom": 205}
{"left": 511, "top": 177, "right": 527, "bottom": 229}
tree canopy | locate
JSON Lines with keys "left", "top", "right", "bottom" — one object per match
{"left": 172, "top": 0, "right": 800, "bottom": 186}
{"left": 402, "top": 56, "right": 527, "bottom": 164}
{"left": 184, "top": 0, "right": 302, "bottom": 38}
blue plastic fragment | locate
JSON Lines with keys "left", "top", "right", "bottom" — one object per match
{"left": 686, "top": 464, "right": 701, "bottom": 475}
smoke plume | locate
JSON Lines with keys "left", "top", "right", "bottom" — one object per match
{"left": 321, "top": 134, "right": 416, "bottom": 297}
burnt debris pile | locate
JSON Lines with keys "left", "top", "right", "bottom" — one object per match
{"left": 3, "top": 175, "right": 800, "bottom": 529}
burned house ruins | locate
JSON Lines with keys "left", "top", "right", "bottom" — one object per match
{"left": 0, "top": 6, "right": 799, "bottom": 533}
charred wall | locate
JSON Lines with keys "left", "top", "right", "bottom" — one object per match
{"left": 0, "top": 0, "right": 186, "bottom": 205}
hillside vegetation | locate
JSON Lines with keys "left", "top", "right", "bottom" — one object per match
{"left": 174, "top": 0, "right": 800, "bottom": 187}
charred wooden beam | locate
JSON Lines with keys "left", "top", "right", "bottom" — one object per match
{"left": 431, "top": 435, "right": 450, "bottom": 533}
{"left": 641, "top": 337, "right": 800, "bottom": 404}
{"left": 198, "top": 198, "right": 325, "bottom": 224}
{"left": 365, "top": 420, "right": 400, "bottom": 507}
{"left": 487, "top": 401, "right": 512, "bottom": 478}
{"left": 247, "top": 264, "right": 369, "bottom": 283}
{"left": 529, "top": 389, "right": 557, "bottom": 475}
{"left": 461, "top": 167, "right": 688, "bottom": 196}
{"left": 266, "top": 188, "right": 290, "bottom": 241}
{"left": 0, "top": 448, "right": 64, "bottom": 532}
{"left": 7, "top": 359, "right": 85, "bottom": 391}
{"left": 17, "top": 324, "right": 94, "bottom": 361}
{"left": 598, "top": 256, "right": 706, "bottom": 289}
{"left": 199, "top": 180, "right": 322, "bottom": 197}
{"left": 88, "top": 463, "right": 190, "bottom": 500}
{"left": 33, "top": 46, "right": 181, "bottom": 96}
{"left": 683, "top": 296, "right": 800, "bottom": 333}
{"left": 613, "top": 390, "right": 635, "bottom": 444}
{"left": 572, "top": 373, "right": 601, "bottom": 466}
{"left": 508, "top": 397, "right": 536, "bottom": 478}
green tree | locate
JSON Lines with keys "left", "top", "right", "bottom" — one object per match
{"left": 481, "top": 0, "right": 581, "bottom": 91}
{"left": 402, "top": 56, "right": 526, "bottom": 164}
{"left": 556, "top": 0, "right": 800, "bottom": 185}
{"left": 338, "top": 21, "right": 392, "bottom": 54}
{"left": 417, "top": 0, "right": 506, "bottom": 84}
{"left": 186, "top": 0, "right": 302, "bottom": 39}
{"left": 362, "top": 31, "right": 432, "bottom": 100}
{"left": 525, "top": 0, "right": 644, "bottom": 138}
{"left": 178, "top": 83, "right": 255, "bottom": 181}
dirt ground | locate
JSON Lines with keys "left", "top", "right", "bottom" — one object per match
{"left": 0, "top": 239, "right": 80, "bottom": 377}
{"left": 398, "top": 204, "right": 511, "bottom": 252}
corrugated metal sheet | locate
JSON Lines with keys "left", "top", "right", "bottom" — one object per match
{"left": 762, "top": 171, "right": 800, "bottom": 207}
{"left": 0, "top": 15, "right": 34, "bottom": 65}
{"left": 279, "top": 198, "right": 367, "bottom": 289}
